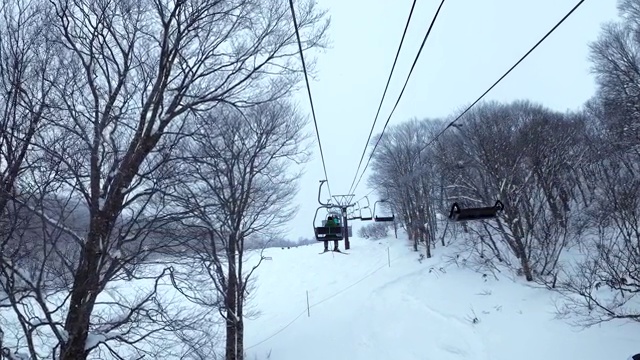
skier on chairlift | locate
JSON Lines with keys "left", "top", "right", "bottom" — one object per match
{"left": 323, "top": 216, "right": 340, "bottom": 252}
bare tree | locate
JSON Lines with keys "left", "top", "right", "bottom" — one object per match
{"left": 556, "top": 141, "right": 640, "bottom": 325}
{"left": 169, "top": 99, "right": 310, "bottom": 360}
{"left": 357, "top": 222, "right": 389, "bottom": 240}
{"left": 0, "top": 0, "right": 55, "bottom": 214}
{"left": 1, "top": 162, "right": 224, "bottom": 359}
{"left": 368, "top": 119, "right": 444, "bottom": 256}
{"left": 0, "top": 0, "right": 329, "bottom": 358}
{"left": 441, "top": 101, "right": 587, "bottom": 281}
{"left": 552, "top": 0, "right": 640, "bottom": 325}
{"left": 367, "top": 100, "right": 586, "bottom": 281}
{"left": 0, "top": 1, "right": 60, "bottom": 357}
{"left": 589, "top": 0, "right": 640, "bottom": 156}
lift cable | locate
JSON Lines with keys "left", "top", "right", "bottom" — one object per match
{"left": 288, "top": 0, "right": 333, "bottom": 197}
{"left": 347, "top": 0, "right": 419, "bottom": 195}
{"left": 354, "top": 0, "right": 586, "bottom": 194}
{"left": 350, "top": 0, "right": 447, "bottom": 195}
{"left": 401, "top": 0, "right": 587, "bottom": 184}
{"left": 353, "top": 188, "right": 376, "bottom": 206}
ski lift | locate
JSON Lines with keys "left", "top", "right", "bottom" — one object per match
{"left": 313, "top": 206, "right": 344, "bottom": 241}
{"left": 448, "top": 200, "right": 504, "bottom": 222}
{"left": 347, "top": 208, "right": 361, "bottom": 221}
{"left": 373, "top": 199, "right": 395, "bottom": 222}
{"left": 358, "top": 196, "right": 373, "bottom": 221}
{"left": 346, "top": 203, "right": 361, "bottom": 221}
{"left": 325, "top": 210, "right": 353, "bottom": 236}
{"left": 360, "top": 207, "right": 373, "bottom": 221}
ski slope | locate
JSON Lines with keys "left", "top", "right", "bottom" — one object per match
{"left": 244, "top": 236, "right": 638, "bottom": 360}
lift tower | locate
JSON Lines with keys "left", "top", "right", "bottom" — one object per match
{"left": 330, "top": 194, "right": 356, "bottom": 250}
{"left": 316, "top": 180, "right": 356, "bottom": 250}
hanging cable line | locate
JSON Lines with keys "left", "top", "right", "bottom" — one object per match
{"left": 399, "top": 0, "right": 587, "bottom": 184}
{"left": 347, "top": 0, "right": 419, "bottom": 195}
{"left": 288, "top": 0, "right": 332, "bottom": 196}
{"left": 351, "top": 188, "right": 376, "bottom": 208}
{"left": 350, "top": 0, "right": 447, "bottom": 195}
{"left": 353, "top": 0, "right": 586, "bottom": 196}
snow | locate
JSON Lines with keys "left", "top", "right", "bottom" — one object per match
{"left": 101, "top": 123, "right": 115, "bottom": 145}
{"left": 1, "top": 233, "right": 638, "bottom": 359}
{"left": 85, "top": 333, "right": 108, "bottom": 350}
{"left": 85, "top": 331, "right": 119, "bottom": 350}
{"left": 110, "top": 249, "right": 123, "bottom": 259}
{"left": 243, "top": 236, "right": 638, "bottom": 360}
{"left": 4, "top": 350, "right": 30, "bottom": 360}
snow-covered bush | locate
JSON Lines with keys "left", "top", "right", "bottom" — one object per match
{"left": 358, "top": 223, "right": 389, "bottom": 240}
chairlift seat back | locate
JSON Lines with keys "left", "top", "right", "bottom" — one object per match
{"left": 314, "top": 226, "right": 344, "bottom": 241}
{"left": 449, "top": 200, "right": 504, "bottom": 222}
{"left": 374, "top": 215, "right": 395, "bottom": 222}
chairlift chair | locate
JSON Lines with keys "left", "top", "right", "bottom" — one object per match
{"left": 313, "top": 206, "right": 344, "bottom": 241}
{"left": 324, "top": 210, "right": 353, "bottom": 237}
{"left": 360, "top": 207, "right": 373, "bottom": 221}
{"left": 373, "top": 199, "right": 395, "bottom": 222}
{"left": 448, "top": 200, "right": 504, "bottom": 222}
{"left": 347, "top": 204, "right": 360, "bottom": 220}
{"left": 358, "top": 196, "right": 373, "bottom": 221}
{"left": 347, "top": 210, "right": 361, "bottom": 221}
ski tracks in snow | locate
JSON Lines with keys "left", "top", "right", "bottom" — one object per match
{"left": 354, "top": 268, "right": 492, "bottom": 360}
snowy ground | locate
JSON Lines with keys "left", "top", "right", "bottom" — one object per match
{"left": 2, "top": 234, "right": 638, "bottom": 359}
{"left": 244, "top": 236, "right": 638, "bottom": 360}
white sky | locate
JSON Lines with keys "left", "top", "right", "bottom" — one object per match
{"left": 286, "top": 0, "right": 618, "bottom": 241}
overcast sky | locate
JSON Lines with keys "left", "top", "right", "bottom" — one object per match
{"left": 285, "top": 0, "right": 618, "bottom": 242}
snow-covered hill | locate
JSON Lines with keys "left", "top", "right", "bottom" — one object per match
{"left": 244, "top": 236, "right": 638, "bottom": 360}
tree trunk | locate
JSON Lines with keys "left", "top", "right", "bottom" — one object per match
{"left": 393, "top": 221, "right": 398, "bottom": 239}
{"left": 59, "top": 217, "right": 105, "bottom": 360}
{"left": 481, "top": 223, "right": 504, "bottom": 262}
{"left": 225, "top": 233, "right": 238, "bottom": 360}
{"left": 237, "top": 233, "right": 245, "bottom": 360}
{"left": 440, "top": 219, "right": 448, "bottom": 247}
{"left": 237, "top": 297, "right": 244, "bottom": 360}
{"left": 515, "top": 240, "right": 534, "bottom": 281}
{"left": 424, "top": 230, "right": 432, "bottom": 258}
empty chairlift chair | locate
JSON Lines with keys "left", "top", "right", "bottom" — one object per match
{"left": 358, "top": 196, "right": 373, "bottom": 221}
{"left": 313, "top": 206, "right": 344, "bottom": 241}
{"left": 359, "top": 207, "right": 373, "bottom": 221}
{"left": 347, "top": 205, "right": 361, "bottom": 221}
{"left": 448, "top": 200, "right": 504, "bottom": 222}
{"left": 373, "top": 199, "right": 395, "bottom": 222}
{"left": 347, "top": 211, "right": 361, "bottom": 221}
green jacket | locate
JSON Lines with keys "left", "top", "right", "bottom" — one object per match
{"left": 325, "top": 218, "right": 337, "bottom": 227}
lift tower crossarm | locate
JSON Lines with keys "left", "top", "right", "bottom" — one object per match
{"left": 331, "top": 194, "right": 355, "bottom": 208}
